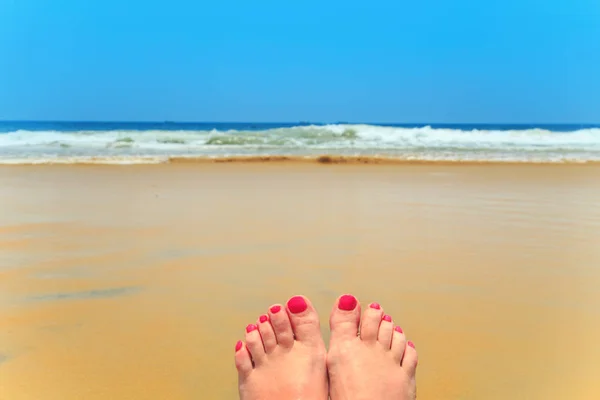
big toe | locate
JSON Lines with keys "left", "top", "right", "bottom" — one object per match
{"left": 329, "top": 294, "right": 361, "bottom": 342}
{"left": 286, "top": 295, "right": 324, "bottom": 347}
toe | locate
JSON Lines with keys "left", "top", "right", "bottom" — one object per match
{"left": 286, "top": 295, "right": 323, "bottom": 347}
{"left": 257, "top": 314, "right": 277, "bottom": 353}
{"left": 245, "top": 324, "right": 266, "bottom": 365}
{"left": 402, "top": 341, "right": 418, "bottom": 376}
{"left": 360, "top": 302, "right": 384, "bottom": 343}
{"left": 234, "top": 340, "right": 253, "bottom": 377}
{"left": 377, "top": 314, "right": 394, "bottom": 349}
{"left": 268, "top": 304, "right": 294, "bottom": 348}
{"left": 390, "top": 326, "right": 407, "bottom": 363}
{"left": 329, "top": 294, "right": 361, "bottom": 341}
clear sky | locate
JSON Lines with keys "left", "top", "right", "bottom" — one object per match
{"left": 1, "top": 0, "right": 599, "bottom": 123}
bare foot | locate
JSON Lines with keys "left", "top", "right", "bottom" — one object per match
{"left": 327, "top": 294, "right": 418, "bottom": 400}
{"left": 235, "top": 295, "right": 328, "bottom": 400}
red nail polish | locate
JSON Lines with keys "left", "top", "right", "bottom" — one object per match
{"left": 259, "top": 314, "right": 268, "bottom": 323}
{"left": 382, "top": 314, "right": 392, "bottom": 322}
{"left": 287, "top": 296, "right": 308, "bottom": 314}
{"left": 408, "top": 341, "right": 415, "bottom": 349}
{"left": 235, "top": 340, "right": 243, "bottom": 352}
{"left": 369, "top": 302, "right": 381, "bottom": 310}
{"left": 395, "top": 326, "right": 403, "bottom": 333}
{"left": 270, "top": 305, "right": 281, "bottom": 314}
{"left": 338, "top": 294, "right": 357, "bottom": 311}
{"left": 246, "top": 324, "right": 257, "bottom": 333}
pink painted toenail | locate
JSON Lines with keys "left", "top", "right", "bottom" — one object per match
{"left": 408, "top": 341, "right": 415, "bottom": 349}
{"left": 270, "top": 305, "right": 281, "bottom": 314}
{"left": 395, "top": 326, "right": 403, "bottom": 333}
{"left": 338, "top": 294, "right": 357, "bottom": 311}
{"left": 382, "top": 314, "right": 392, "bottom": 322}
{"left": 246, "top": 324, "right": 257, "bottom": 333}
{"left": 370, "top": 302, "right": 381, "bottom": 310}
{"left": 287, "top": 296, "right": 308, "bottom": 314}
{"left": 235, "top": 340, "right": 243, "bottom": 352}
{"left": 259, "top": 315, "right": 268, "bottom": 323}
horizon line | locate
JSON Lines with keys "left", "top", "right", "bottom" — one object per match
{"left": 1, "top": 120, "right": 599, "bottom": 125}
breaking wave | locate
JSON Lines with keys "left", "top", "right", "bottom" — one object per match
{"left": 1, "top": 124, "right": 599, "bottom": 164}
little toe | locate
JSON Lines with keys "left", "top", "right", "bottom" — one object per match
{"left": 268, "top": 304, "right": 294, "bottom": 348}
{"left": 244, "top": 324, "right": 266, "bottom": 365}
{"left": 377, "top": 314, "right": 394, "bottom": 349}
{"left": 390, "top": 326, "right": 407, "bottom": 363}
{"left": 402, "top": 341, "right": 418, "bottom": 377}
{"left": 360, "top": 302, "right": 384, "bottom": 343}
{"left": 329, "top": 294, "right": 361, "bottom": 342}
{"left": 257, "top": 314, "right": 277, "bottom": 353}
{"left": 234, "top": 340, "right": 253, "bottom": 377}
{"left": 286, "top": 295, "right": 323, "bottom": 347}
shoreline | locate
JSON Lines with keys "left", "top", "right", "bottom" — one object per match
{"left": 2, "top": 154, "right": 600, "bottom": 166}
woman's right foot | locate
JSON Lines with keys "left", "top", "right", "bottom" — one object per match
{"left": 327, "top": 294, "right": 418, "bottom": 400}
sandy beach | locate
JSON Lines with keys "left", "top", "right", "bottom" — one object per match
{"left": 1, "top": 163, "right": 600, "bottom": 399}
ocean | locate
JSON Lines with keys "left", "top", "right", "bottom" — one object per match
{"left": 1, "top": 121, "right": 599, "bottom": 164}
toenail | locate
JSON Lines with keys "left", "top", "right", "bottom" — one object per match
{"left": 270, "top": 305, "right": 282, "bottom": 314}
{"left": 235, "top": 340, "right": 243, "bottom": 352}
{"left": 369, "top": 302, "right": 381, "bottom": 310}
{"left": 382, "top": 314, "right": 392, "bottom": 322}
{"left": 287, "top": 296, "right": 308, "bottom": 314}
{"left": 246, "top": 324, "right": 257, "bottom": 333}
{"left": 408, "top": 341, "right": 415, "bottom": 348}
{"left": 338, "top": 294, "right": 357, "bottom": 311}
{"left": 259, "top": 314, "right": 268, "bottom": 323}
{"left": 395, "top": 326, "right": 403, "bottom": 333}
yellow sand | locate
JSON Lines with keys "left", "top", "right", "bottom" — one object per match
{"left": 1, "top": 164, "right": 599, "bottom": 399}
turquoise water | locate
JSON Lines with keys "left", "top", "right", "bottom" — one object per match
{"left": 1, "top": 121, "right": 599, "bottom": 163}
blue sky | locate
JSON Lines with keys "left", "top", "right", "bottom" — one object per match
{"left": 1, "top": 0, "right": 599, "bottom": 123}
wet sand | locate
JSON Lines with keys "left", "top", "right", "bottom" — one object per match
{"left": 1, "top": 164, "right": 600, "bottom": 399}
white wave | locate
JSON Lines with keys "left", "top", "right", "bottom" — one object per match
{"left": 315, "top": 124, "right": 600, "bottom": 148}
{"left": 1, "top": 124, "right": 600, "bottom": 164}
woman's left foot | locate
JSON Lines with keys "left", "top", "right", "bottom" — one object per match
{"left": 235, "top": 295, "right": 328, "bottom": 400}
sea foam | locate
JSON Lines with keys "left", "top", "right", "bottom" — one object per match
{"left": 1, "top": 124, "right": 599, "bottom": 164}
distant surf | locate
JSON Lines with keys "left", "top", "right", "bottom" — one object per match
{"left": 1, "top": 122, "right": 599, "bottom": 164}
